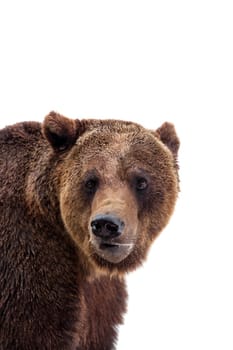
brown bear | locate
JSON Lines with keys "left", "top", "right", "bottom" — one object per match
{"left": 0, "top": 111, "right": 180, "bottom": 350}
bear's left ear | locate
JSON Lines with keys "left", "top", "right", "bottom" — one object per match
{"left": 42, "top": 111, "right": 85, "bottom": 152}
{"left": 154, "top": 122, "right": 180, "bottom": 158}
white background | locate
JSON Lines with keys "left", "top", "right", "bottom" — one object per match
{"left": 0, "top": 1, "right": 233, "bottom": 349}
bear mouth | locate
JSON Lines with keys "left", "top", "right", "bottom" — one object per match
{"left": 99, "top": 242, "right": 120, "bottom": 250}
{"left": 91, "top": 239, "right": 134, "bottom": 264}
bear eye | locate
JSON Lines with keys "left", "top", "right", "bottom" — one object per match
{"left": 135, "top": 177, "right": 148, "bottom": 191}
{"left": 84, "top": 177, "right": 99, "bottom": 193}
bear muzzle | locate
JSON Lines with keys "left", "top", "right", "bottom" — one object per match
{"left": 89, "top": 214, "right": 135, "bottom": 264}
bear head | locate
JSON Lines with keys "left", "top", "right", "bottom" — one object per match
{"left": 42, "top": 112, "right": 180, "bottom": 275}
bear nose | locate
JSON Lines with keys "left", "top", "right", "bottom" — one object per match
{"left": 90, "top": 214, "right": 124, "bottom": 239}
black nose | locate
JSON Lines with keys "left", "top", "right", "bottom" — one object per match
{"left": 91, "top": 214, "right": 124, "bottom": 239}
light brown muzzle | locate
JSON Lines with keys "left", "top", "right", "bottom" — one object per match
{"left": 89, "top": 186, "right": 138, "bottom": 263}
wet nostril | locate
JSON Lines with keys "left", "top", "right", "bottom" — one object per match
{"left": 91, "top": 221, "right": 101, "bottom": 233}
{"left": 105, "top": 222, "right": 118, "bottom": 233}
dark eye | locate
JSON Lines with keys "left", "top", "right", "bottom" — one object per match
{"left": 84, "top": 177, "right": 99, "bottom": 193}
{"left": 135, "top": 177, "right": 148, "bottom": 191}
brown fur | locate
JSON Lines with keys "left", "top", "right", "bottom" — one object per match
{"left": 0, "top": 112, "right": 180, "bottom": 349}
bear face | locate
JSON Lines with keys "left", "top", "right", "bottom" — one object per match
{"left": 42, "top": 112, "right": 179, "bottom": 275}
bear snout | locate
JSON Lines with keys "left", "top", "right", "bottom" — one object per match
{"left": 89, "top": 213, "right": 135, "bottom": 264}
{"left": 90, "top": 214, "right": 124, "bottom": 239}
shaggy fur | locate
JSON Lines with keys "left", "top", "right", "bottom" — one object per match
{"left": 0, "top": 112, "right": 180, "bottom": 349}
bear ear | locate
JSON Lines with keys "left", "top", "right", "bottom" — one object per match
{"left": 42, "top": 111, "right": 85, "bottom": 152}
{"left": 155, "top": 122, "right": 180, "bottom": 158}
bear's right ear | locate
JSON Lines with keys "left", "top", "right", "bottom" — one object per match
{"left": 42, "top": 111, "right": 85, "bottom": 152}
